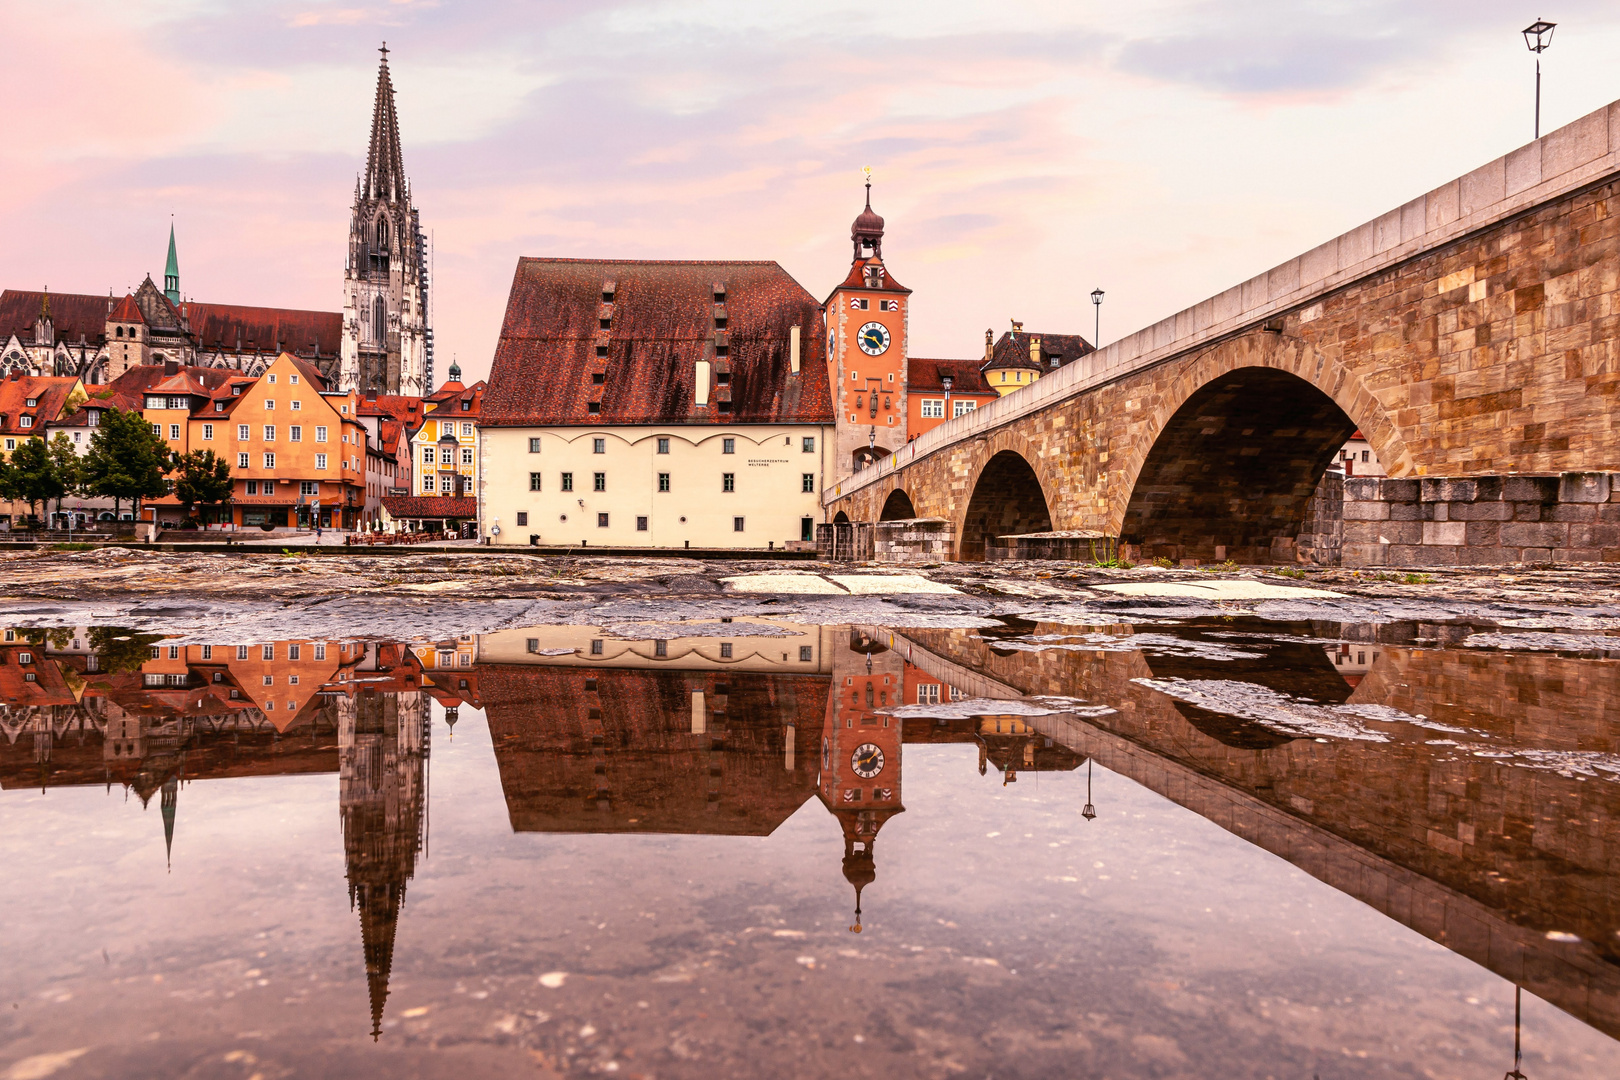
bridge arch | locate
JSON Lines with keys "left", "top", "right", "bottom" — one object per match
{"left": 1116, "top": 332, "right": 1406, "bottom": 564}
{"left": 958, "top": 448, "right": 1054, "bottom": 562}
{"left": 879, "top": 489, "right": 916, "bottom": 521}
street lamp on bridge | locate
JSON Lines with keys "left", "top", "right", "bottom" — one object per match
{"left": 1523, "top": 18, "right": 1556, "bottom": 139}
{"left": 1090, "top": 288, "right": 1105, "bottom": 350}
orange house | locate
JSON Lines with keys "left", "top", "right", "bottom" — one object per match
{"left": 145, "top": 353, "right": 369, "bottom": 530}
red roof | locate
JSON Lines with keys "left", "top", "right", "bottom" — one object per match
{"left": 0, "top": 290, "right": 117, "bottom": 346}
{"left": 827, "top": 256, "right": 909, "bottom": 297}
{"left": 483, "top": 258, "right": 832, "bottom": 428}
{"left": 0, "top": 375, "right": 81, "bottom": 433}
{"left": 907, "top": 357, "right": 995, "bottom": 395}
{"left": 178, "top": 303, "right": 341, "bottom": 358}
{"left": 382, "top": 495, "right": 476, "bottom": 518}
{"left": 109, "top": 294, "right": 145, "bottom": 325}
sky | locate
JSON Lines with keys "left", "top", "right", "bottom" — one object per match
{"left": 4, "top": 1, "right": 1619, "bottom": 386}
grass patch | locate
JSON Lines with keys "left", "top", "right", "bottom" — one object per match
{"left": 1151, "top": 556, "right": 1175, "bottom": 569}
{"left": 50, "top": 542, "right": 94, "bottom": 552}
{"left": 1402, "top": 572, "right": 1433, "bottom": 585}
{"left": 1200, "top": 560, "right": 1241, "bottom": 573}
{"left": 1273, "top": 567, "right": 1307, "bottom": 579}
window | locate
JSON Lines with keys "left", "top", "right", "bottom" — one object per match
{"left": 851, "top": 298, "right": 869, "bottom": 310}
{"left": 314, "top": 644, "right": 326, "bottom": 661}
{"left": 268, "top": 374, "right": 277, "bottom": 385}
{"left": 440, "top": 447, "right": 453, "bottom": 465}
{"left": 654, "top": 640, "right": 667, "bottom": 657}
{"left": 597, "top": 512, "right": 609, "bottom": 528}
{"left": 802, "top": 473, "right": 815, "bottom": 493}
{"left": 288, "top": 644, "right": 301, "bottom": 661}
{"left": 516, "top": 512, "right": 528, "bottom": 526}
{"left": 289, "top": 374, "right": 299, "bottom": 385}
{"left": 591, "top": 639, "right": 604, "bottom": 655}
{"left": 880, "top": 299, "right": 899, "bottom": 311}
{"left": 733, "top": 516, "right": 745, "bottom": 532}
{"left": 802, "top": 437, "right": 815, "bottom": 453}
{"left": 422, "top": 475, "right": 435, "bottom": 492}
{"left": 238, "top": 424, "right": 250, "bottom": 440}
{"left": 246, "top": 481, "right": 258, "bottom": 496}
{"left": 461, "top": 447, "right": 473, "bottom": 465}
{"left": 262, "top": 644, "right": 275, "bottom": 660}
{"left": 149, "top": 426, "right": 160, "bottom": 437}
{"left": 24, "top": 397, "right": 36, "bottom": 407}
{"left": 440, "top": 476, "right": 454, "bottom": 493}
{"left": 237, "top": 645, "right": 249, "bottom": 660}
{"left": 300, "top": 481, "right": 317, "bottom": 496}
{"left": 169, "top": 424, "right": 180, "bottom": 440}
{"left": 316, "top": 453, "right": 327, "bottom": 470}
{"left": 722, "top": 438, "right": 735, "bottom": 454}
{"left": 265, "top": 399, "right": 275, "bottom": 410}
{"left": 316, "top": 426, "right": 328, "bottom": 443}
{"left": 529, "top": 437, "right": 541, "bottom": 453}
{"left": 657, "top": 473, "right": 670, "bottom": 492}
{"left": 656, "top": 437, "right": 669, "bottom": 454}
{"left": 1361, "top": 449, "right": 1370, "bottom": 462}
{"left": 214, "top": 402, "right": 224, "bottom": 412}
{"left": 422, "top": 447, "right": 435, "bottom": 465}
{"left": 462, "top": 423, "right": 473, "bottom": 436}
{"left": 593, "top": 472, "right": 605, "bottom": 491}
{"left": 263, "top": 480, "right": 274, "bottom": 495}
{"left": 263, "top": 452, "right": 275, "bottom": 468}
{"left": 203, "top": 424, "right": 214, "bottom": 440}
{"left": 529, "top": 472, "right": 542, "bottom": 491}
{"left": 593, "top": 438, "right": 605, "bottom": 454}
{"left": 264, "top": 425, "right": 275, "bottom": 441}
{"left": 290, "top": 425, "right": 302, "bottom": 442}
{"left": 722, "top": 473, "right": 734, "bottom": 492}
{"left": 636, "top": 516, "right": 648, "bottom": 531}
{"left": 799, "top": 645, "right": 813, "bottom": 662}
{"left": 953, "top": 399, "right": 977, "bottom": 417}
{"left": 291, "top": 400, "right": 301, "bottom": 411}
{"left": 720, "top": 643, "right": 733, "bottom": 659}
{"left": 920, "top": 399, "right": 944, "bottom": 418}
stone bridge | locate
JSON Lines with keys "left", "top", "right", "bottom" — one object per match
{"left": 828, "top": 99, "right": 1620, "bottom": 566}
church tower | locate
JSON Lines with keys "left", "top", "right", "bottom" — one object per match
{"left": 341, "top": 44, "right": 432, "bottom": 396}
{"left": 824, "top": 174, "right": 910, "bottom": 482}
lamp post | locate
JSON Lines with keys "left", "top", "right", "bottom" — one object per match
{"left": 867, "top": 426, "right": 876, "bottom": 468}
{"left": 941, "top": 372, "right": 953, "bottom": 424}
{"left": 1090, "top": 288, "right": 1105, "bottom": 349}
{"left": 1081, "top": 758, "right": 1096, "bottom": 821}
{"left": 1523, "top": 19, "right": 1556, "bottom": 139}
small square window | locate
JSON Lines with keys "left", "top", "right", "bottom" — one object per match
{"left": 658, "top": 473, "right": 670, "bottom": 492}
{"left": 516, "top": 512, "right": 528, "bottom": 526}
{"left": 802, "top": 437, "right": 815, "bottom": 453}
{"left": 526, "top": 638, "right": 540, "bottom": 653}
{"left": 587, "top": 401, "right": 601, "bottom": 414}
{"left": 529, "top": 437, "right": 541, "bottom": 453}
{"left": 561, "top": 472, "right": 573, "bottom": 491}
{"left": 656, "top": 437, "right": 669, "bottom": 454}
{"left": 722, "top": 473, "right": 734, "bottom": 492}
{"left": 722, "top": 438, "right": 735, "bottom": 454}
{"left": 593, "top": 438, "right": 605, "bottom": 454}
{"left": 597, "top": 512, "right": 609, "bottom": 527}
{"left": 733, "top": 516, "right": 745, "bottom": 532}
{"left": 591, "top": 639, "right": 604, "bottom": 655}
{"left": 799, "top": 646, "right": 813, "bottom": 662}
{"left": 592, "top": 372, "right": 605, "bottom": 385}
{"left": 636, "top": 516, "right": 648, "bottom": 531}
{"left": 720, "top": 642, "right": 733, "bottom": 658}
{"left": 593, "top": 472, "right": 606, "bottom": 492}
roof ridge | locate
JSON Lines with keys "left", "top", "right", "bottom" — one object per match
{"left": 518, "top": 257, "right": 784, "bottom": 267}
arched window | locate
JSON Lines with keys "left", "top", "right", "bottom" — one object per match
{"left": 373, "top": 296, "right": 387, "bottom": 342}
{"left": 376, "top": 216, "right": 389, "bottom": 248}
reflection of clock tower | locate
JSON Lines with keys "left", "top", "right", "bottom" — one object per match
{"left": 826, "top": 176, "right": 911, "bottom": 482}
{"left": 818, "top": 628, "right": 906, "bottom": 931}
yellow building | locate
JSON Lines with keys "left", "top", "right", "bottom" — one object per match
{"left": 980, "top": 325, "right": 1093, "bottom": 396}
{"left": 407, "top": 363, "right": 484, "bottom": 497}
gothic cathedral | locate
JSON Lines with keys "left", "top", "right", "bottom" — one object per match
{"left": 341, "top": 45, "right": 433, "bottom": 396}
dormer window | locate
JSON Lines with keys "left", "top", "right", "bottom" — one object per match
{"left": 232, "top": 385, "right": 242, "bottom": 396}
{"left": 24, "top": 398, "right": 36, "bottom": 407}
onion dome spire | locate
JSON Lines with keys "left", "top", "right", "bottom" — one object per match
{"left": 851, "top": 167, "right": 885, "bottom": 260}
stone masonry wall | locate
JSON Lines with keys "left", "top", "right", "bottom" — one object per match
{"left": 1345, "top": 472, "right": 1620, "bottom": 564}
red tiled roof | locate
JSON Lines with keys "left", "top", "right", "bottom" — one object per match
{"left": 358, "top": 394, "right": 426, "bottom": 422}
{"left": 0, "top": 375, "right": 81, "bottom": 433}
{"left": 0, "top": 290, "right": 116, "bottom": 346}
{"left": 151, "top": 370, "right": 216, "bottom": 397}
{"left": 907, "top": 357, "right": 995, "bottom": 395}
{"left": 483, "top": 259, "right": 833, "bottom": 428}
{"left": 381, "top": 495, "right": 476, "bottom": 518}
{"left": 827, "top": 256, "right": 909, "bottom": 297}
{"left": 178, "top": 303, "right": 341, "bottom": 358}
{"left": 109, "top": 294, "right": 145, "bottom": 325}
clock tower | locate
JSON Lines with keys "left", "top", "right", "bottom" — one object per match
{"left": 818, "top": 628, "right": 906, "bottom": 932}
{"left": 825, "top": 177, "right": 910, "bottom": 482}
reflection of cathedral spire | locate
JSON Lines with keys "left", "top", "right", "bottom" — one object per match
{"left": 339, "top": 688, "right": 430, "bottom": 1039}
{"left": 160, "top": 774, "right": 178, "bottom": 870}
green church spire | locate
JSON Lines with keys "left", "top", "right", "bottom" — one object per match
{"left": 164, "top": 222, "right": 180, "bottom": 303}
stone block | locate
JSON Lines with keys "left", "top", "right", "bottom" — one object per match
{"left": 1392, "top": 544, "right": 1461, "bottom": 566}
{"left": 1381, "top": 478, "right": 1421, "bottom": 502}
{"left": 1344, "top": 477, "right": 1383, "bottom": 501}
{"left": 1572, "top": 524, "right": 1620, "bottom": 549}
{"left": 1545, "top": 503, "right": 1597, "bottom": 523}
{"left": 1419, "top": 478, "right": 1448, "bottom": 503}
{"left": 1452, "top": 501, "right": 1512, "bottom": 521}
{"left": 1552, "top": 547, "right": 1603, "bottom": 563}
{"left": 1422, "top": 521, "right": 1466, "bottom": 546}
{"left": 1510, "top": 501, "right": 1546, "bottom": 521}
{"left": 1501, "top": 522, "right": 1570, "bottom": 547}
{"left": 1519, "top": 548, "right": 1554, "bottom": 563}
{"left": 1559, "top": 472, "right": 1611, "bottom": 503}
{"left": 1342, "top": 501, "right": 1389, "bottom": 521}
{"left": 1389, "top": 502, "right": 1423, "bottom": 521}
{"left": 1342, "top": 543, "right": 1387, "bottom": 567}
{"left": 1471, "top": 476, "right": 1504, "bottom": 501}
{"left": 1456, "top": 545, "right": 1518, "bottom": 565}
{"left": 1379, "top": 521, "right": 1423, "bottom": 545}
{"left": 1503, "top": 475, "right": 1558, "bottom": 502}
{"left": 1599, "top": 504, "right": 1620, "bottom": 524}
{"left": 1342, "top": 522, "right": 1385, "bottom": 544}
{"left": 1463, "top": 521, "right": 1501, "bottom": 546}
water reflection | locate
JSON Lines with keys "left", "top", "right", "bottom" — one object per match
{"left": 2, "top": 617, "right": 1618, "bottom": 1074}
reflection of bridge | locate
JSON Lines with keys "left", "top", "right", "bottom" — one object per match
{"left": 886, "top": 625, "right": 1620, "bottom": 1041}
{"left": 829, "top": 99, "right": 1620, "bottom": 567}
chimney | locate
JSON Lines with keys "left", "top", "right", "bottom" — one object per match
{"left": 164, "top": 360, "right": 179, "bottom": 376}
{"left": 789, "top": 324, "right": 801, "bottom": 374}
{"left": 984, "top": 329, "right": 993, "bottom": 362}
{"left": 366, "top": 390, "right": 378, "bottom": 402}
{"left": 1029, "top": 335, "right": 1041, "bottom": 367}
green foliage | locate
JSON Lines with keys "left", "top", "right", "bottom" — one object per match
{"left": 169, "top": 448, "right": 233, "bottom": 521}
{"left": 81, "top": 407, "right": 169, "bottom": 517}
{"left": 1403, "top": 572, "right": 1433, "bottom": 585}
{"left": 1274, "top": 568, "right": 1308, "bottom": 579}
{"left": 1200, "top": 560, "right": 1242, "bottom": 573}
{"left": 50, "top": 542, "right": 93, "bottom": 551}
{"left": 87, "top": 626, "right": 164, "bottom": 674}
{"left": 0, "top": 437, "right": 65, "bottom": 520}
{"left": 1151, "top": 556, "right": 1174, "bottom": 569}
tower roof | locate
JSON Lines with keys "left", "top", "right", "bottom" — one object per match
{"left": 850, "top": 181, "right": 885, "bottom": 260}
{"left": 363, "top": 44, "right": 407, "bottom": 203}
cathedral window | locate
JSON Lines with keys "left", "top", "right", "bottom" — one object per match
{"left": 377, "top": 217, "right": 389, "bottom": 248}
{"left": 373, "top": 297, "right": 386, "bottom": 342}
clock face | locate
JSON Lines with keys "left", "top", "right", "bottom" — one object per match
{"left": 857, "top": 321, "right": 891, "bottom": 356}
{"left": 828, "top": 331, "right": 836, "bottom": 359}
{"left": 850, "top": 742, "right": 885, "bottom": 779}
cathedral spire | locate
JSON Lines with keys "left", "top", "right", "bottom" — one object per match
{"left": 364, "top": 43, "right": 407, "bottom": 203}
{"left": 164, "top": 223, "right": 180, "bottom": 304}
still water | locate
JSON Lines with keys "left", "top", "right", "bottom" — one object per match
{"left": 2, "top": 619, "right": 1618, "bottom": 1079}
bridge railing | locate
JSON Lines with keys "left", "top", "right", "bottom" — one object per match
{"left": 825, "top": 95, "right": 1620, "bottom": 505}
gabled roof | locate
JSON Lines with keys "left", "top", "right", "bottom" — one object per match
{"left": 0, "top": 375, "right": 83, "bottom": 433}
{"left": 827, "top": 256, "right": 909, "bottom": 298}
{"left": 907, "top": 357, "right": 994, "bottom": 395}
{"left": 180, "top": 305, "right": 342, "bottom": 361}
{"left": 109, "top": 294, "right": 145, "bottom": 325}
{"left": 983, "top": 330, "right": 1093, "bottom": 374}
{"left": 0, "top": 290, "right": 116, "bottom": 346}
{"left": 150, "top": 370, "right": 216, "bottom": 397}
{"left": 483, "top": 258, "right": 832, "bottom": 428}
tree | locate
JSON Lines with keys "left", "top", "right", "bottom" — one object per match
{"left": 0, "top": 438, "right": 64, "bottom": 524}
{"left": 170, "top": 449, "right": 233, "bottom": 526}
{"left": 87, "top": 627, "right": 164, "bottom": 675}
{"left": 81, "top": 407, "right": 168, "bottom": 522}
{"left": 47, "top": 433, "right": 82, "bottom": 526}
